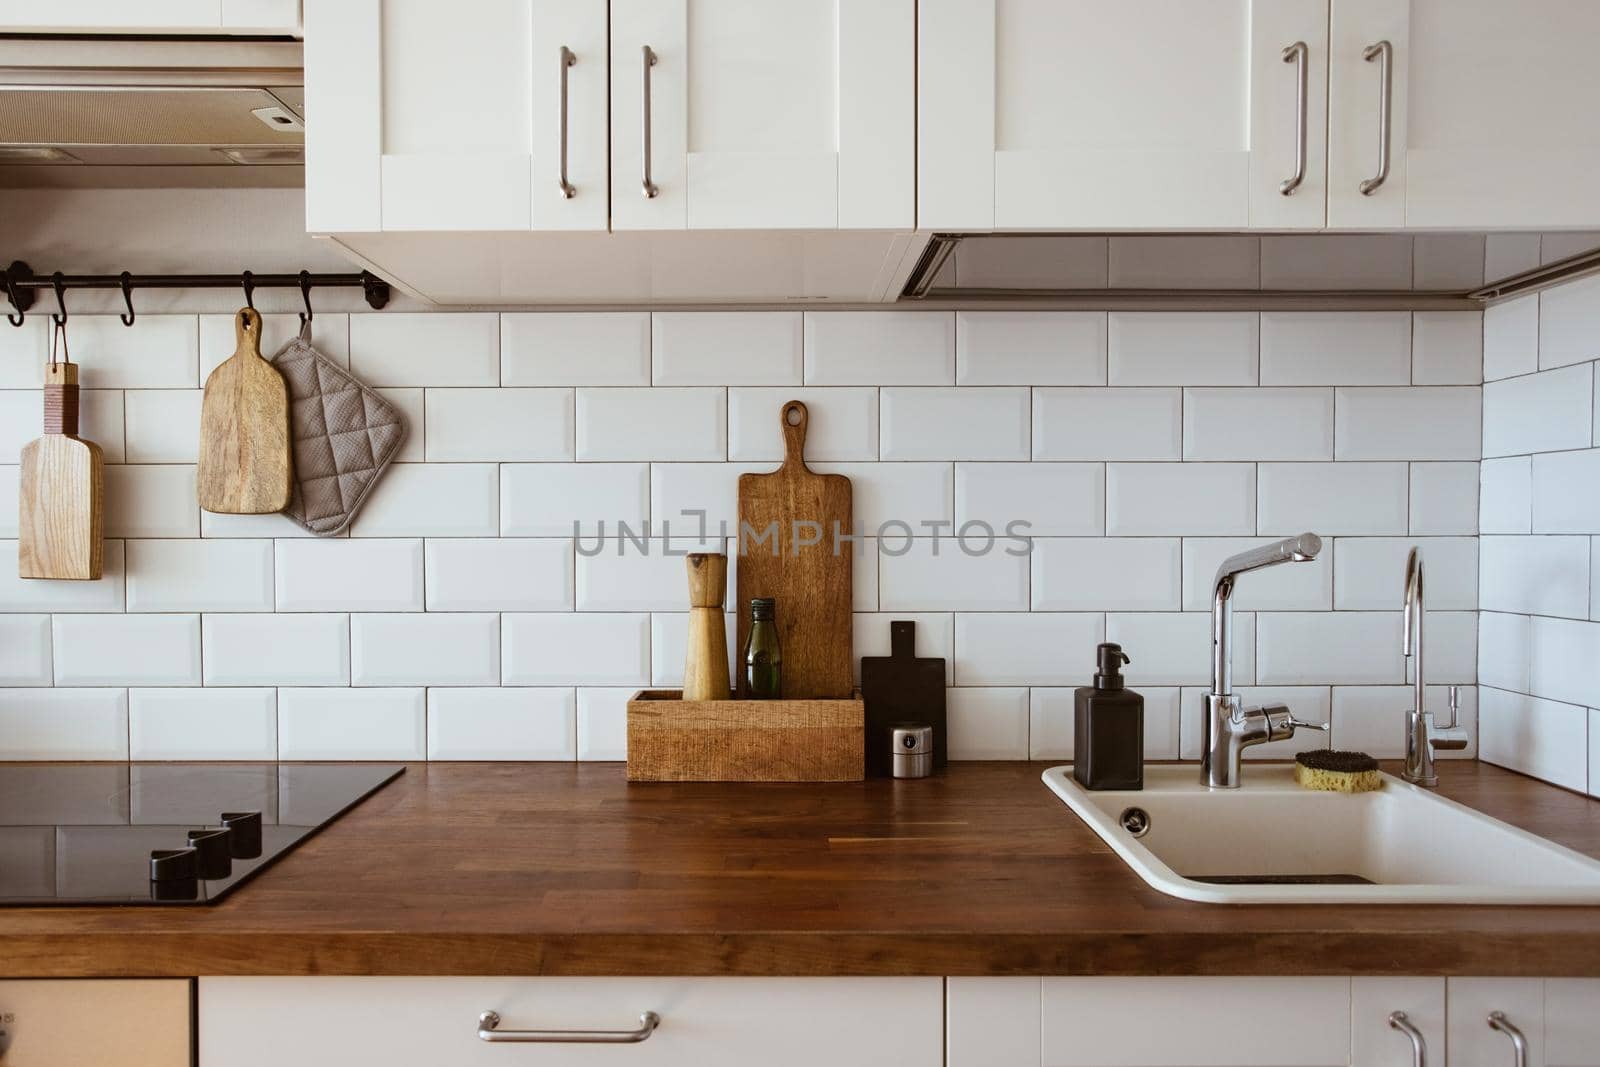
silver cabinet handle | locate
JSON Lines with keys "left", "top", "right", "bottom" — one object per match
{"left": 1359, "top": 40, "right": 1393, "bottom": 195}
{"left": 641, "top": 45, "right": 660, "bottom": 199}
{"left": 1389, "top": 1011, "right": 1427, "bottom": 1067}
{"left": 558, "top": 46, "right": 576, "bottom": 199}
{"left": 478, "top": 1010, "right": 660, "bottom": 1044}
{"left": 1488, "top": 1011, "right": 1528, "bottom": 1067}
{"left": 1279, "top": 41, "right": 1309, "bottom": 195}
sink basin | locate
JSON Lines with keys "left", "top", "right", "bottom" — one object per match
{"left": 1044, "top": 764, "right": 1600, "bottom": 905}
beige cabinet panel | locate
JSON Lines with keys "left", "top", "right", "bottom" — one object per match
{"left": 0, "top": 979, "right": 191, "bottom": 1067}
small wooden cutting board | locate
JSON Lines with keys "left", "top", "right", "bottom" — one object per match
{"left": 197, "top": 308, "right": 292, "bottom": 514}
{"left": 860, "top": 620, "right": 947, "bottom": 776}
{"left": 736, "top": 400, "right": 853, "bottom": 699}
{"left": 18, "top": 360, "right": 103, "bottom": 580}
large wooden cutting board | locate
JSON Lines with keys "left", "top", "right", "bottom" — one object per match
{"left": 197, "top": 308, "right": 292, "bottom": 514}
{"left": 736, "top": 400, "right": 853, "bottom": 699}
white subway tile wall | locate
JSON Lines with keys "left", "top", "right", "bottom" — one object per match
{"left": 1476, "top": 250, "right": 1600, "bottom": 795}
{"left": 0, "top": 303, "right": 1494, "bottom": 765}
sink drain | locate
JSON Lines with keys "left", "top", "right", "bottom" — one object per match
{"left": 1118, "top": 807, "right": 1151, "bottom": 838}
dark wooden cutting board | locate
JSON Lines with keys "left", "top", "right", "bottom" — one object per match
{"left": 735, "top": 400, "right": 853, "bottom": 699}
{"left": 860, "top": 620, "right": 947, "bottom": 776}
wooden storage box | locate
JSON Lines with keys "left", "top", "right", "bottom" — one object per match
{"left": 626, "top": 690, "right": 865, "bottom": 782}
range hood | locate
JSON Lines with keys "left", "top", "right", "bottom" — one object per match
{"left": 898, "top": 232, "right": 1600, "bottom": 310}
{"left": 0, "top": 36, "right": 303, "bottom": 186}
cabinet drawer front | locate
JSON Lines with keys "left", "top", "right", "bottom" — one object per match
{"left": 1548, "top": 978, "right": 1600, "bottom": 1066}
{"left": 1040, "top": 977, "right": 1351, "bottom": 1067}
{"left": 0, "top": 978, "right": 191, "bottom": 1067}
{"left": 1447, "top": 978, "right": 1545, "bottom": 1067}
{"left": 201, "top": 977, "right": 941, "bottom": 1067}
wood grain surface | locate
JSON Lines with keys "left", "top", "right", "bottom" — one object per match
{"left": 197, "top": 308, "right": 292, "bottom": 514}
{"left": 681, "top": 553, "right": 732, "bottom": 702}
{"left": 736, "top": 400, "right": 853, "bottom": 698}
{"left": 627, "top": 689, "right": 864, "bottom": 781}
{"left": 3, "top": 762, "right": 1600, "bottom": 978}
{"left": 18, "top": 361, "right": 103, "bottom": 581}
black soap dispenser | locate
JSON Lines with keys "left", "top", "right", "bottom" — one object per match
{"left": 1072, "top": 643, "right": 1143, "bottom": 791}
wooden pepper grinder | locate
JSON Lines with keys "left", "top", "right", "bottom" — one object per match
{"left": 19, "top": 349, "right": 104, "bottom": 580}
{"left": 682, "top": 553, "right": 731, "bottom": 701}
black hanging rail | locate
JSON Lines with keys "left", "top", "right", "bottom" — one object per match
{"left": 3, "top": 260, "right": 391, "bottom": 326}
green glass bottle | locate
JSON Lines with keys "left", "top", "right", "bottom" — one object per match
{"left": 743, "top": 597, "right": 782, "bottom": 699}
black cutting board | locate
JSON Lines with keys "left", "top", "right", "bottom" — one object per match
{"left": 860, "top": 620, "right": 947, "bottom": 777}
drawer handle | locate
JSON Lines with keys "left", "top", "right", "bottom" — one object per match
{"left": 478, "top": 1009, "right": 661, "bottom": 1044}
{"left": 1278, "top": 41, "right": 1309, "bottom": 196}
{"left": 1388, "top": 1011, "right": 1427, "bottom": 1067}
{"left": 1359, "top": 39, "right": 1393, "bottom": 195}
{"left": 641, "top": 45, "right": 660, "bottom": 199}
{"left": 1487, "top": 1011, "right": 1527, "bottom": 1067}
{"left": 558, "top": 46, "right": 577, "bottom": 199}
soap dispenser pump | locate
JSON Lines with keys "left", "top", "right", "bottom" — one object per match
{"left": 1072, "top": 642, "right": 1144, "bottom": 791}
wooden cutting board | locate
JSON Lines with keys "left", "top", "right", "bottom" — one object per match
{"left": 18, "top": 360, "right": 103, "bottom": 580}
{"left": 736, "top": 400, "right": 853, "bottom": 699}
{"left": 197, "top": 308, "right": 292, "bottom": 514}
{"left": 860, "top": 620, "right": 947, "bottom": 776}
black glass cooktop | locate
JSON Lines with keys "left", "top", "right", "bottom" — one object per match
{"left": 0, "top": 763, "right": 403, "bottom": 906}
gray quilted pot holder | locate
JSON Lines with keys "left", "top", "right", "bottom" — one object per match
{"left": 270, "top": 326, "right": 407, "bottom": 536}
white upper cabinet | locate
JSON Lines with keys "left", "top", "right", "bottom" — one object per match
{"left": 1330, "top": 0, "right": 1600, "bottom": 229}
{"left": 918, "top": 0, "right": 1329, "bottom": 231}
{"left": 0, "top": 0, "right": 300, "bottom": 33}
{"left": 609, "top": 0, "right": 914, "bottom": 231}
{"left": 305, "top": 0, "right": 608, "bottom": 233}
{"left": 306, "top": 0, "right": 911, "bottom": 236}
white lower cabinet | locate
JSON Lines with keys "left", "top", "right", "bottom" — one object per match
{"left": 1449, "top": 979, "right": 1546, "bottom": 1067}
{"left": 949, "top": 976, "right": 1445, "bottom": 1067}
{"left": 1450, "top": 978, "right": 1600, "bottom": 1067}
{"left": 199, "top": 976, "right": 942, "bottom": 1067}
{"left": 1546, "top": 980, "right": 1600, "bottom": 1067}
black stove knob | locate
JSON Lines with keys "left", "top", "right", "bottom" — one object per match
{"left": 149, "top": 847, "right": 198, "bottom": 882}
{"left": 220, "top": 810, "right": 263, "bottom": 859}
{"left": 149, "top": 876, "right": 199, "bottom": 902}
{"left": 186, "top": 828, "right": 234, "bottom": 880}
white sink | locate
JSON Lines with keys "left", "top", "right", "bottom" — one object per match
{"left": 1044, "top": 764, "right": 1600, "bottom": 905}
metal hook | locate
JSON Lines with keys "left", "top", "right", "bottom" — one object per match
{"left": 118, "top": 271, "right": 136, "bottom": 326}
{"left": 50, "top": 272, "right": 67, "bottom": 327}
{"left": 48, "top": 315, "right": 69, "bottom": 369}
{"left": 3, "top": 270, "right": 23, "bottom": 327}
{"left": 297, "top": 269, "right": 313, "bottom": 326}
{"left": 241, "top": 270, "right": 256, "bottom": 311}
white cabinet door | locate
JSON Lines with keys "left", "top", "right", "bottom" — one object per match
{"left": 304, "top": 0, "right": 608, "bottom": 233}
{"left": 1330, "top": 0, "right": 1600, "bottom": 229}
{"left": 1546, "top": 980, "right": 1600, "bottom": 1067}
{"left": 1351, "top": 977, "right": 1445, "bottom": 1067}
{"left": 200, "top": 976, "right": 942, "bottom": 1067}
{"left": 609, "top": 0, "right": 914, "bottom": 231}
{"left": 919, "top": 0, "right": 1328, "bottom": 232}
{"left": 947, "top": 977, "right": 1040, "bottom": 1067}
{"left": 1448, "top": 978, "right": 1546, "bottom": 1067}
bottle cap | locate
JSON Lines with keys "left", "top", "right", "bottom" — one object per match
{"left": 750, "top": 597, "right": 776, "bottom": 621}
{"left": 1094, "top": 642, "right": 1130, "bottom": 690}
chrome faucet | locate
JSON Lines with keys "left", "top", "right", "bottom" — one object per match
{"left": 1202, "top": 533, "right": 1329, "bottom": 788}
{"left": 1402, "top": 547, "right": 1469, "bottom": 785}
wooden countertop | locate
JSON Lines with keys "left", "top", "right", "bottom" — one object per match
{"left": 4, "top": 760, "right": 1600, "bottom": 978}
